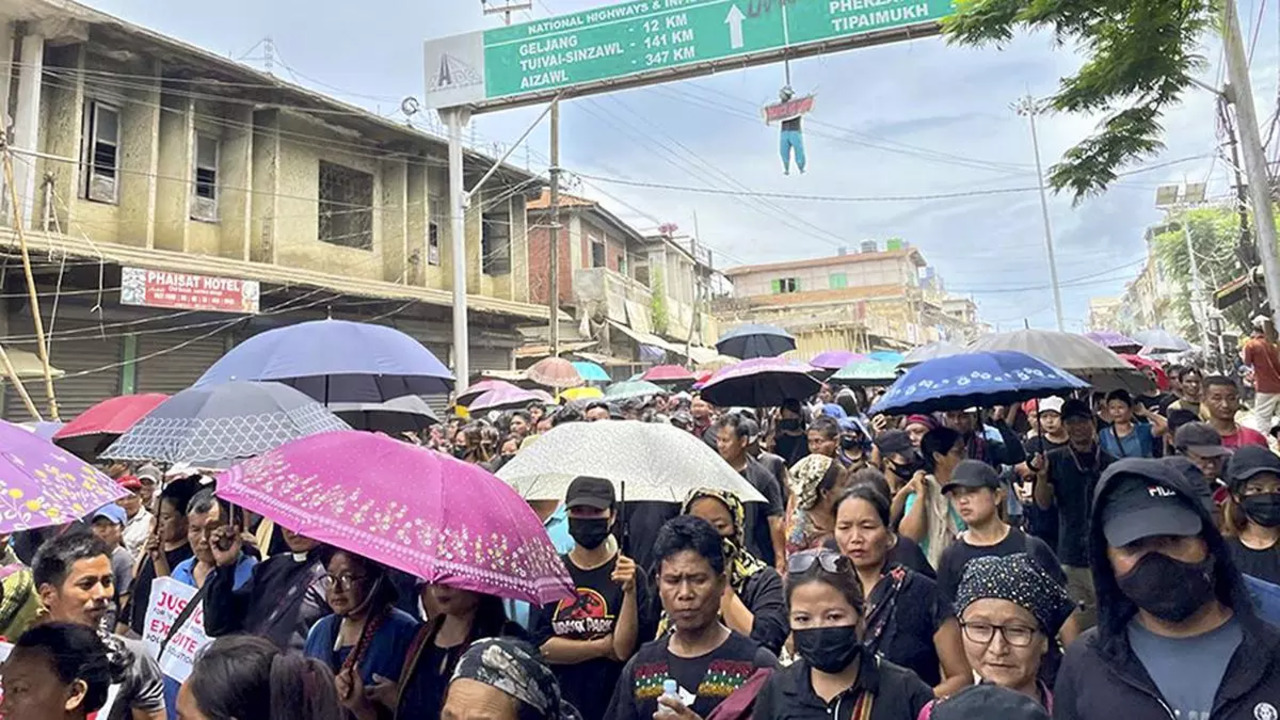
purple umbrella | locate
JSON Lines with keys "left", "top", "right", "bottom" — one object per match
{"left": 1084, "top": 331, "right": 1142, "bottom": 354}
{"left": 0, "top": 419, "right": 128, "bottom": 532}
{"left": 699, "top": 358, "right": 821, "bottom": 407}
{"left": 470, "top": 386, "right": 546, "bottom": 413}
{"left": 810, "top": 350, "right": 868, "bottom": 371}
{"left": 458, "top": 379, "right": 519, "bottom": 407}
{"left": 194, "top": 319, "right": 454, "bottom": 403}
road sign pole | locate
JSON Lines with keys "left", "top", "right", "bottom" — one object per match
{"left": 446, "top": 107, "right": 471, "bottom": 390}
{"left": 549, "top": 99, "right": 561, "bottom": 358}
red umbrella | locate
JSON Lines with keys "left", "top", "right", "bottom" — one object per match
{"left": 1120, "top": 354, "right": 1169, "bottom": 391}
{"left": 53, "top": 393, "right": 169, "bottom": 461}
{"left": 526, "top": 357, "right": 584, "bottom": 390}
{"left": 641, "top": 364, "right": 696, "bottom": 388}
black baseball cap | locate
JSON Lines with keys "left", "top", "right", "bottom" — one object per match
{"left": 941, "top": 459, "right": 1001, "bottom": 494}
{"left": 565, "top": 476, "right": 616, "bottom": 510}
{"left": 874, "top": 430, "right": 914, "bottom": 456}
{"left": 1174, "top": 422, "right": 1230, "bottom": 458}
{"left": 1060, "top": 398, "right": 1093, "bottom": 421}
{"left": 932, "top": 685, "right": 1050, "bottom": 720}
{"left": 1099, "top": 461, "right": 1202, "bottom": 547}
{"left": 1226, "top": 444, "right": 1280, "bottom": 490}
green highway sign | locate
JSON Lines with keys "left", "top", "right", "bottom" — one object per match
{"left": 425, "top": 0, "right": 953, "bottom": 112}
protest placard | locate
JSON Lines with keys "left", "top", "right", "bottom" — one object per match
{"left": 142, "top": 577, "right": 211, "bottom": 682}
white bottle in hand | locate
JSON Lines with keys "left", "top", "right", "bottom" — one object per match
{"left": 655, "top": 679, "right": 680, "bottom": 717}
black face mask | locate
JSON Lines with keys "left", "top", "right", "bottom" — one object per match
{"left": 568, "top": 517, "right": 612, "bottom": 550}
{"left": 1116, "top": 551, "right": 1217, "bottom": 623}
{"left": 1242, "top": 494, "right": 1280, "bottom": 527}
{"left": 793, "top": 626, "right": 862, "bottom": 673}
{"left": 840, "top": 436, "right": 861, "bottom": 451}
{"left": 778, "top": 419, "right": 803, "bottom": 432}
{"left": 889, "top": 457, "right": 923, "bottom": 480}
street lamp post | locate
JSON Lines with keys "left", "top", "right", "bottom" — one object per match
{"left": 1013, "top": 96, "right": 1065, "bottom": 332}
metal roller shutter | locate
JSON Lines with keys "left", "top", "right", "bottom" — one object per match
{"left": 135, "top": 331, "right": 228, "bottom": 395}
{"left": 422, "top": 341, "right": 452, "bottom": 415}
{"left": 4, "top": 320, "right": 123, "bottom": 423}
{"left": 469, "top": 344, "right": 513, "bottom": 374}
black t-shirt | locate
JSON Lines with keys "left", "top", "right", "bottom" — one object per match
{"left": 1138, "top": 393, "right": 1173, "bottom": 412}
{"left": 755, "top": 451, "right": 790, "bottom": 505}
{"left": 741, "top": 457, "right": 785, "bottom": 566}
{"left": 754, "top": 655, "right": 935, "bottom": 720}
{"left": 738, "top": 568, "right": 788, "bottom": 655}
{"left": 622, "top": 502, "right": 680, "bottom": 574}
{"left": 888, "top": 536, "right": 936, "bottom": 580}
{"left": 1046, "top": 446, "right": 1116, "bottom": 567}
{"left": 934, "top": 527, "right": 1067, "bottom": 606}
{"left": 1226, "top": 538, "right": 1280, "bottom": 586}
{"left": 604, "top": 631, "right": 778, "bottom": 720}
{"left": 534, "top": 554, "right": 645, "bottom": 720}
{"left": 865, "top": 570, "right": 950, "bottom": 687}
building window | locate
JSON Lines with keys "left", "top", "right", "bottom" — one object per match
{"left": 829, "top": 273, "right": 847, "bottom": 289}
{"left": 771, "top": 277, "right": 800, "bottom": 294}
{"left": 590, "top": 237, "right": 606, "bottom": 268}
{"left": 482, "top": 212, "right": 511, "bottom": 275}
{"left": 82, "top": 101, "right": 120, "bottom": 204}
{"left": 318, "top": 161, "right": 373, "bottom": 250}
{"left": 190, "top": 133, "right": 219, "bottom": 222}
{"left": 427, "top": 218, "right": 441, "bottom": 266}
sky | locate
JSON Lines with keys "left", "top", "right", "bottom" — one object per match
{"left": 83, "top": 0, "right": 1280, "bottom": 333}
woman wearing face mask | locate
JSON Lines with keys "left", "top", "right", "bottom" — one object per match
{"left": 897, "top": 428, "right": 966, "bottom": 568}
{"left": 773, "top": 399, "right": 809, "bottom": 466}
{"left": 834, "top": 486, "right": 972, "bottom": 697}
{"left": 786, "top": 455, "right": 853, "bottom": 558}
{"left": 1224, "top": 445, "right": 1280, "bottom": 585}
{"left": 307, "top": 552, "right": 421, "bottom": 697}
{"left": 753, "top": 548, "right": 935, "bottom": 720}
{"left": 680, "top": 487, "right": 788, "bottom": 655}
{"left": 0, "top": 622, "right": 121, "bottom": 720}
{"left": 918, "top": 554, "right": 1075, "bottom": 717}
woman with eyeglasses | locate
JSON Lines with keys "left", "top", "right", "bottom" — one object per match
{"left": 929, "top": 553, "right": 1074, "bottom": 715}
{"left": 754, "top": 548, "right": 935, "bottom": 720}
{"left": 833, "top": 485, "right": 971, "bottom": 697}
{"left": 305, "top": 551, "right": 421, "bottom": 704}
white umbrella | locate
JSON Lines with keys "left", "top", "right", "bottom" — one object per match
{"left": 497, "top": 420, "right": 767, "bottom": 503}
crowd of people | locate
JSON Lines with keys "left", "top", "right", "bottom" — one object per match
{"left": 3, "top": 354, "right": 1280, "bottom": 720}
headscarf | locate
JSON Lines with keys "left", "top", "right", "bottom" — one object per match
{"left": 789, "top": 455, "right": 835, "bottom": 511}
{"left": 451, "top": 638, "right": 582, "bottom": 720}
{"left": 954, "top": 553, "right": 1075, "bottom": 637}
{"left": 681, "top": 488, "right": 768, "bottom": 592}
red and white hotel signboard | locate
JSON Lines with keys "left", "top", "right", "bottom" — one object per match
{"left": 120, "top": 267, "right": 260, "bottom": 314}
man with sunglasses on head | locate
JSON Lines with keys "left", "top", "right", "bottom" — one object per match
{"left": 604, "top": 516, "right": 778, "bottom": 720}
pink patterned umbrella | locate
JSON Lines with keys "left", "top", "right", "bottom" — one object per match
{"left": 526, "top": 357, "right": 585, "bottom": 390}
{"left": 810, "top": 350, "right": 868, "bottom": 371}
{"left": 469, "top": 386, "right": 546, "bottom": 413}
{"left": 217, "top": 430, "right": 573, "bottom": 605}
{"left": 0, "top": 419, "right": 128, "bottom": 532}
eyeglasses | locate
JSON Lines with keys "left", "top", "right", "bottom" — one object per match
{"left": 959, "top": 620, "right": 1038, "bottom": 647}
{"left": 324, "top": 573, "right": 368, "bottom": 592}
{"left": 787, "top": 549, "right": 850, "bottom": 575}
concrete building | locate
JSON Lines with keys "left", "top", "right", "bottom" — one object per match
{"left": 0, "top": 0, "right": 552, "bottom": 420}
{"left": 1087, "top": 297, "right": 1122, "bottom": 332}
{"left": 524, "top": 190, "right": 717, "bottom": 375}
{"left": 714, "top": 241, "right": 981, "bottom": 357}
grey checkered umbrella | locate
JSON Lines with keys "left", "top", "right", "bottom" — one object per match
{"left": 100, "top": 381, "right": 350, "bottom": 468}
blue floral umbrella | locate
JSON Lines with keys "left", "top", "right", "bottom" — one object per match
{"left": 868, "top": 351, "right": 1089, "bottom": 416}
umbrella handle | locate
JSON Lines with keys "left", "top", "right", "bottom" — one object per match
{"left": 619, "top": 480, "right": 629, "bottom": 553}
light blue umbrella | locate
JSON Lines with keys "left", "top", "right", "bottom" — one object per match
{"left": 195, "top": 319, "right": 454, "bottom": 403}
{"left": 606, "top": 380, "right": 667, "bottom": 400}
{"left": 571, "top": 361, "right": 611, "bottom": 383}
{"left": 868, "top": 350, "right": 905, "bottom": 364}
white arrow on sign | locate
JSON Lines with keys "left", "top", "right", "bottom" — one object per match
{"left": 725, "top": 4, "right": 746, "bottom": 49}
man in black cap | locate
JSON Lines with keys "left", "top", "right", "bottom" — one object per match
{"left": 1054, "top": 457, "right": 1280, "bottom": 720}
{"left": 873, "top": 429, "right": 923, "bottom": 492}
{"left": 935, "top": 461, "right": 1067, "bottom": 615}
{"left": 1174, "top": 421, "right": 1232, "bottom": 485}
{"left": 532, "top": 476, "right": 644, "bottom": 720}
{"left": 1032, "top": 397, "right": 1114, "bottom": 630}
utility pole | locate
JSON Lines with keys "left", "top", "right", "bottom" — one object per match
{"left": 1180, "top": 209, "right": 1214, "bottom": 360}
{"left": 685, "top": 212, "right": 702, "bottom": 364}
{"left": 445, "top": 108, "right": 471, "bottom": 389}
{"left": 481, "top": 0, "right": 533, "bottom": 25}
{"left": 549, "top": 100, "right": 561, "bottom": 357}
{"left": 1223, "top": 0, "right": 1280, "bottom": 329}
{"left": 1013, "top": 96, "right": 1065, "bottom": 332}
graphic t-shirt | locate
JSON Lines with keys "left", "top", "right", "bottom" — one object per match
{"left": 534, "top": 554, "right": 645, "bottom": 720}
{"left": 604, "top": 631, "right": 778, "bottom": 720}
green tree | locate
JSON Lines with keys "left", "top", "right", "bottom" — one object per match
{"left": 1150, "top": 206, "right": 1251, "bottom": 335}
{"left": 943, "top": 0, "right": 1215, "bottom": 199}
